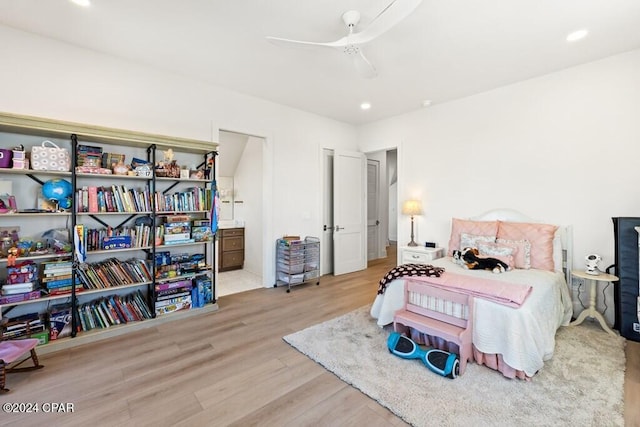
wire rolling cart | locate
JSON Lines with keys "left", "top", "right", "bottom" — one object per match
{"left": 274, "top": 236, "right": 320, "bottom": 292}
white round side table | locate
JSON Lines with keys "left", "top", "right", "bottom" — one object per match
{"left": 569, "top": 270, "right": 618, "bottom": 337}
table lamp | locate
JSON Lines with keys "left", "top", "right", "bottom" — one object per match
{"left": 402, "top": 199, "right": 422, "bottom": 247}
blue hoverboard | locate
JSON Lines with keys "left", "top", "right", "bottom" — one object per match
{"left": 387, "top": 332, "right": 459, "bottom": 379}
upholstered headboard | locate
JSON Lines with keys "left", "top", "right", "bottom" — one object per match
{"left": 470, "top": 208, "right": 573, "bottom": 286}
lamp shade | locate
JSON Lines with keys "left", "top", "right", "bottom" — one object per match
{"left": 402, "top": 200, "right": 422, "bottom": 216}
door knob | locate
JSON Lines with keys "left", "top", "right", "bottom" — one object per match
{"left": 335, "top": 225, "right": 345, "bottom": 232}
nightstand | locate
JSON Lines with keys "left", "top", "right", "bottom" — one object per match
{"left": 570, "top": 270, "right": 618, "bottom": 337}
{"left": 401, "top": 246, "right": 444, "bottom": 265}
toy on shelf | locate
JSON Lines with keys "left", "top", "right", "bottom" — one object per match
{"left": 7, "top": 246, "right": 18, "bottom": 266}
{"left": 42, "top": 179, "right": 73, "bottom": 210}
{"left": 155, "top": 149, "right": 180, "bottom": 178}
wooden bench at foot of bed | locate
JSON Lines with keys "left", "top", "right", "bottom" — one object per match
{"left": 393, "top": 279, "right": 474, "bottom": 375}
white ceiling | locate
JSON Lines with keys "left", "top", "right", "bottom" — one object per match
{"left": 1, "top": 0, "right": 639, "bottom": 125}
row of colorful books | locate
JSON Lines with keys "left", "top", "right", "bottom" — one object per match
{"left": 76, "top": 184, "right": 152, "bottom": 214}
{"left": 75, "top": 185, "right": 211, "bottom": 214}
{"left": 155, "top": 187, "right": 211, "bottom": 212}
{"left": 75, "top": 290, "right": 153, "bottom": 331}
{"left": 75, "top": 258, "right": 153, "bottom": 290}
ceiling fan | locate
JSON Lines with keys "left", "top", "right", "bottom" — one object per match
{"left": 266, "top": 0, "right": 423, "bottom": 79}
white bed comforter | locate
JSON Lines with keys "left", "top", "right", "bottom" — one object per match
{"left": 370, "top": 257, "right": 573, "bottom": 376}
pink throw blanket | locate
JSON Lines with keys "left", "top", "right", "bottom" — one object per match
{"left": 411, "top": 272, "right": 532, "bottom": 308}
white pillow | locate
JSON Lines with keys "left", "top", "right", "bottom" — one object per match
{"left": 460, "top": 233, "right": 495, "bottom": 250}
{"left": 496, "top": 238, "right": 531, "bottom": 270}
{"left": 477, "top": 241, "right": 516, "bottom": 269}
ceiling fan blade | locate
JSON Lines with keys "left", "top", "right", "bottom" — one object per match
{"left": 266, "top": 35, "right": 349, "bottom": 48}
{"left": 348, "top": 0, "right": 423, "bottom": 45}
{"left": 351, "top": 48, "right": 378, "bottom": 79}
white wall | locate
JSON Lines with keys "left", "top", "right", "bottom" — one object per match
{"left": 0, "top": 25, "right": 359, "bottom": 286}
{"left": 358, "top": 49, "right": 640, "bottom": 324}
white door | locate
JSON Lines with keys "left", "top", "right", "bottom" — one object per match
{"left": 333, "top": 149, "right": 367, "bottom": 275}
{"left": 367, "top": 159, "right": 380, "bottom": 260}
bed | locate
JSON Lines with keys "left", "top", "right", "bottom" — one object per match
{"left": 371, "top": 209, "right": 574, "bottom": 379}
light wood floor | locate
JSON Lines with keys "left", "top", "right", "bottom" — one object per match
{"left": 2, "top": 247, "right": 638, "bottom": 427}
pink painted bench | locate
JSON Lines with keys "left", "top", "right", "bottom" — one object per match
{"left": 393, "top": 279, "right": 474, "bottom": 375}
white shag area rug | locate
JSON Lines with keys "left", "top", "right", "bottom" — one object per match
{"left": 283, "top": 305, "right": 626, "bottom": 427}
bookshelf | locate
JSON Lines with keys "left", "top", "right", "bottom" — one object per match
{"left": 0, "top": 112, "right": 219, "bottom": 352}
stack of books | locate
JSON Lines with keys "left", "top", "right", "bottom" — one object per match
{"left": 155, "top": 279, "right": 193, "bottom": 315}
{"left": 40, "top": 260, "right": 82, "bottom": 296}
{"left": 1, "top": 312, "right": 46, "bottom": 341}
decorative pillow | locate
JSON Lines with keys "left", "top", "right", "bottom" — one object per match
{"left": 447, "top": 219, "right": 499, "bottom": 256}
{"left": 477, "top": 241, "right": 516, "bottom": 269}
{"left": 459, "top": 233, "right": 495, "bottom": 250}
{"left": 496, "top": 238, "right": 531, "bottom": 269}
{"left": 497, "top": 221, "right": 559, "bottom": 271}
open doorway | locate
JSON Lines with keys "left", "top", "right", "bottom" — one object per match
{"left": 365, "top": 148, "right": 397, "bottom": 261}
{"left": 216, "top": 130, "right": 265, "bottom": 296}
{"left": 321, "top": 147, "right": 397, "bottom": 275}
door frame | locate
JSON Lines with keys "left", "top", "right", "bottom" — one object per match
{"left": 321, "top": 148, "right": 334, "bottom": 275}
{"left": 320, "top": 143, "right": 401, "bottom": 273}
{"left": 367, "top": 158, "right": 380, "bottom": 261}
{"left": 214, "top": 123, "right": 275, "bottom": 287}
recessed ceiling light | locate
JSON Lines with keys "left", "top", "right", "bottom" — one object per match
{"left": 70, "top": 0, "right": 91, "bottom": 7}
{"left": 360, "top": 102, "right": 371, "bottom": 110}
{"left": 422, "top": 100, "right": 432, "bottom": 108}
{"left": 566, "top": 29, "right": 588, "bottom": 42}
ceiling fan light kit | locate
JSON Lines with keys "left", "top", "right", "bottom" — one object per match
{"left": 266, "top": 0, "right": 423, "bottom": 79}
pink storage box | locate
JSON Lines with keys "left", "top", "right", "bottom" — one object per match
{"left": 0, "top": 290, "right": 41, "bottom": 305}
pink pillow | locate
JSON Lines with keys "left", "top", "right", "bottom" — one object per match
{"left": 497, "top": 221, "right": 559, "bottom": 271}
{"left": 477, "top": 241, "right": 516, "bottom": 269}
{"left": 448, "top": 219, "right": 498, "bottom": 256}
